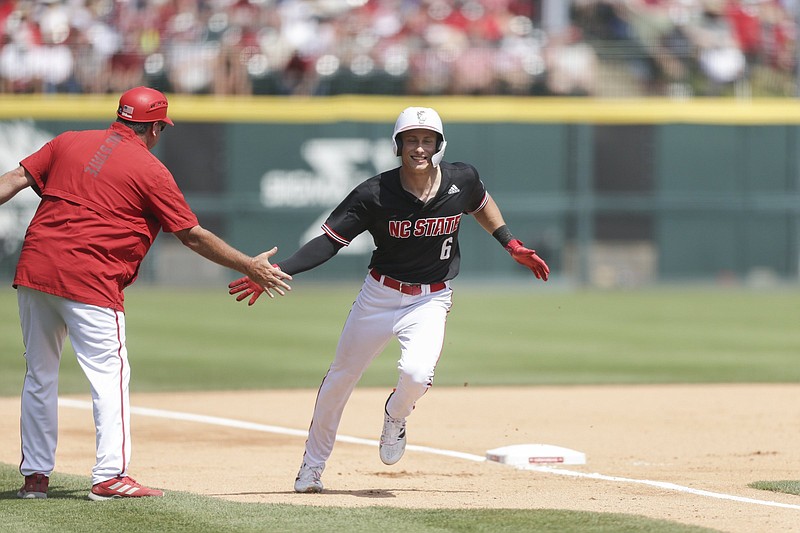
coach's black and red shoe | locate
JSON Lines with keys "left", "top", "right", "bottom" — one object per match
{"left": 88, "top": 476, "right": 164, "bottom": 501}
{"left": 17, "top": 473, "right": 49, "bottom": 499}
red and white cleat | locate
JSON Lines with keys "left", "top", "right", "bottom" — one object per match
{"left": 88, "top": 476, "right": 164, "bottom": 501}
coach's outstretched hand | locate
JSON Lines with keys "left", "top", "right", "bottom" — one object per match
{"left": 505, "top": 239, "right": 549, "bottom": 281}
{"left": 245, "top": 248, "right": 291, "bottom": 296}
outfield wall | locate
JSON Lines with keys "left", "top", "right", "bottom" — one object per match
{"left": 0, "top": 96, "right": 798, "bottom": 286}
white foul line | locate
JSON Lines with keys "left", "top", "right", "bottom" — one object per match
{"left": 521, "top": 466, "right": 800, "bottom": 511}
{"left": 58, "top": 398, "right": 800, "bottom": 511}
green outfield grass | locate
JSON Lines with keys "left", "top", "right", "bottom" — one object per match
{"left": 0, "top": 284, "right": 798, "bottom": 395}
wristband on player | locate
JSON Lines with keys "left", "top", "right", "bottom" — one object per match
{"left": 492, "top": 225, "right": 514, "bottom": 248}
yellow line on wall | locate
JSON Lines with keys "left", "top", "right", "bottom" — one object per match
{"left": 2, "top": 95, "right": 800, "bottom": 124}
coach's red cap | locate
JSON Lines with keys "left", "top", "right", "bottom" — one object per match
{"left": 117, "top": 87, "right": 174, "bottom": 126}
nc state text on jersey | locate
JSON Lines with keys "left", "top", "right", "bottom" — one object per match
{"left": 388, "top": 215, "right": 462, "bottom": 239}
{"left": 84, "top": 132, "right": 123, "bottom": 177}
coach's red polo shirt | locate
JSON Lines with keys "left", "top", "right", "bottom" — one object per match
{"left": 14, "top": 122, "right": 198, "bottom": 311}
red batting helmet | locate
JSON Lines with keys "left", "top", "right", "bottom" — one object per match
{"left": 117, "top": 87, "right": 174, "bottom": 126}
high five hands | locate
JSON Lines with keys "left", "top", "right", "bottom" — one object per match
{"left": 232, "top": 248, "right": 291, "bottom": 305}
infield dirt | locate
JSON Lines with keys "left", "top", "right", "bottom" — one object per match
{"left": 1, "top": 384, "right": 799, "bottom": 532}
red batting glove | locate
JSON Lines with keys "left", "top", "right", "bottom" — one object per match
{"left": 228, "top": 276, "right": 265, "bottom": 306}
{"left": 505, "top": 239, "right": 549, "bottom": 281}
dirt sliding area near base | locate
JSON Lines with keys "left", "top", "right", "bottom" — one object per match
{"left": 2, "top": 384, "right": 800, "bottom": 532}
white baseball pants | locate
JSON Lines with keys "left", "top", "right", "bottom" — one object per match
{"left": 302, "top": 273, "right": 452, "bottom": 469}
{"left": 17, "top": 287, "right": 131, "bottom": 485}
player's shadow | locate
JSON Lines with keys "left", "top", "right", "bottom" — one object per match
{"left": 214, "top": 487, "right": 477, "bottom": 499}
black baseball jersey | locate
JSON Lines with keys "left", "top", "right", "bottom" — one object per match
{"left": 322, "top": 161, "right": 488, "bottom": 284}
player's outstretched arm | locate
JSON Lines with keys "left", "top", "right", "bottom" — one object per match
{"left": 0, "top": 166, "right": 34, "bottom": 205}
{"left": 473, "top": 194, "right": 549, "bottom": 281}
{"left": 175, "top": 226, "right": 292, "bottom": 297}
{"left": 229, "top": 233, "right": 344, "bottom": 306}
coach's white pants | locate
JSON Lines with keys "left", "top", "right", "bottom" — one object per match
{"left": 302, "top": 273, "right": 452, "bottom": 469}
{"left": 17, "top": 287, "right": 131, "bottom": 485}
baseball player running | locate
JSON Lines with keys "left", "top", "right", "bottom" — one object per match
{"left": 0, "top": 87, "right": 291, "bottom": 501}
{"left": 229, "top": 106, "right": 548, "bottom": 493}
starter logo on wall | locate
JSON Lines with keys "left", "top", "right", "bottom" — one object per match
{"left": 260, "top": 138, "right": 396, "bottom": 254}
{"left": 0, "top": 121, "right": 51, "bottom": 258}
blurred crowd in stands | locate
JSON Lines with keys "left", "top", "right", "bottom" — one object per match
{"left": 0, "top": 0, "right": 796, "bottom": 97}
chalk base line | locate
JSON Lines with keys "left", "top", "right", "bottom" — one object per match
{"left": 58, "top": 398, "right": 800, "bottom": 511}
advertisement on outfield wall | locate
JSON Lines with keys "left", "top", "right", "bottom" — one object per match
{"left": 0, "top": 119, "right": 796, "bottom": 284}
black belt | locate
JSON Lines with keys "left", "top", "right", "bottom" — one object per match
{"left": 369, "top": 269, "right": 446, "bottom": 296}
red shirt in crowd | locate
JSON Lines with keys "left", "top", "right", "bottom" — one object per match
{"left": 15, "top": 122, "right": 198, "bottom": 311}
